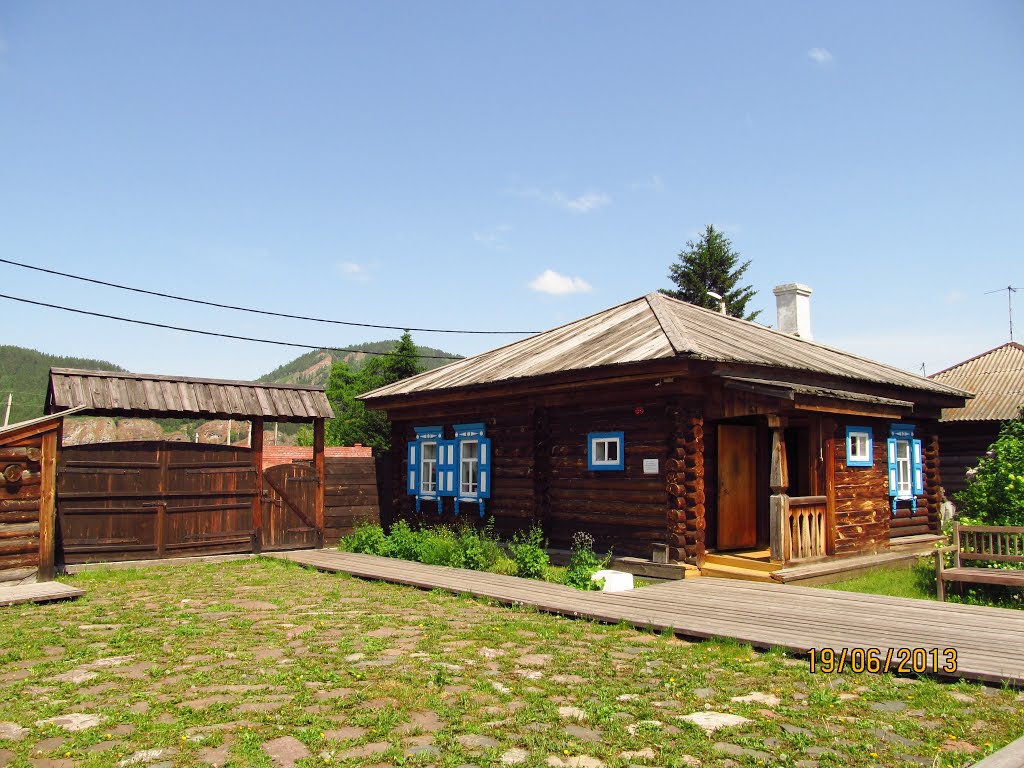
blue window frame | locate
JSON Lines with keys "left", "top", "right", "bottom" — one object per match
{"left": 886, "top": 424, "right": 923, "bottom": 512}
{"left": 409, "top": 426, "right": 443, "bottom": 513}
{"left": 588, "top": 432, "right": 624, "bottom": 471}
{"left": 845, "top": 426, "right": 873, "bottom": 467}
{"left": 453, "top": 423, "right": 491, "bottom": 517}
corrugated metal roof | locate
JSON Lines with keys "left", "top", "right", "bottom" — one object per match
{"left": 46, "top": 369, "right": 334, "bottom": 422}
{"left": 930, "top": 342, "right": 1024, "bottom": 422}
{"left": 362, "top": 292, "right": 970, "bottom": 402}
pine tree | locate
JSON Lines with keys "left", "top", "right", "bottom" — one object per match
{"left": 661, "top": 225, "right": 760, "bottom": 321}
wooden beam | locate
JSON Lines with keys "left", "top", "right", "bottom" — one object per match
{"left": 313, "top": 418, "right": 325, "bottom": 547}
{"left": 37, "top": 430, "right": 57, "bottom": 582}
{"left": 251, "top": 418, "right": 264, "bottom": 554}
{"left": 792, "top": 399, "right": 906, "bottom": 419}
{"left": 770, "top": 425, "right": 788, "bottom": 495}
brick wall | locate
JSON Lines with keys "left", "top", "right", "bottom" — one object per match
{"left": 262, "top": 445, "right": 372, "bottom": 471}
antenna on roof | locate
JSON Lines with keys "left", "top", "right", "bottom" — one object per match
{"left": 920, "top": 363, "right": 927, "bottom": 377}
{"left": 985, "top": 285, "right": 1019, "bottom": 341}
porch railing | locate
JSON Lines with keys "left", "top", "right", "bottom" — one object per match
{"left": 770, "top": 494, "right": 828, "bottom": 564}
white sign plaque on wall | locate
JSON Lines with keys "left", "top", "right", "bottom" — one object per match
{"left": 643, "top": 458, "right": 659, "bottom": 475}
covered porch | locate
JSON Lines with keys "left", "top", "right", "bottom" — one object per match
{"left": 696, "top": 377, "right": 944, "bottom": 581}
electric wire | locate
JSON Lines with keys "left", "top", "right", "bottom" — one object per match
{"left": 0, "top": 293, "right": 465, "bottom": 359}
{"left": 0, "top": 257, "right": 539, "bottom": 335}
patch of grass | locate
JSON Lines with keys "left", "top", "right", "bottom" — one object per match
{"left": 821, "top": 557, "right": 1024, "bottom": 609}
{"left": 0, "top": 558, "right": 1019, "bottom": 768}
{"left": 820, "top": 559, "right": 937, "bottom": 599}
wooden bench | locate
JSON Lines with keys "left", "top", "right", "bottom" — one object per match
{"left": 935, "top": 523, "right": 1024, "bottom": 601}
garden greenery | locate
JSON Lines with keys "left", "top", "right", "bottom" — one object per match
{"left": 956, "top": 415, "right": 1024, "bottom": 527}
{"left": 339, "top": 521, "right": 614, "bottom": 591}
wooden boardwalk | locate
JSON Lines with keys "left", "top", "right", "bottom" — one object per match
{"left": 273, "top": 549, "right": 1024, "bottom": 686}
{"left": 0, "top": 581, "right": 85, "bottom": 607}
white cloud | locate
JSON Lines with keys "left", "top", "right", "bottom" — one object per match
{"left": 529, "top": 269, "right": 593, "bottom": 295}
{"left": 337, "top": 261, "right": 370, "bottom": 281}
{"left": 807, "top": 47, "right": 833, "bottom": 64}
{"left": 510, "top": 186, "right": 611, "bottom": 214}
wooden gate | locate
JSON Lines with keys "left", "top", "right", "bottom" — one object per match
{"left": 261, "top": 462, "right": 320, "bottom": 550}
{"left": 58, "top": 441, "right": 263, "bottom": 563}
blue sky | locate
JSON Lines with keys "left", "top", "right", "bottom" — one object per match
{"left": 1, "top": 1, "right": 1021, "bottom": 383}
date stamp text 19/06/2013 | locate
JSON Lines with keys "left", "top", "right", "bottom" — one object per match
{"left": 809, "top": 647, "right": 958, "bottom": 674}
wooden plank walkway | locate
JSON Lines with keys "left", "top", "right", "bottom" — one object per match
{"left": 271, "top": 550, "right": 1024, "bottom": 686}
{"left": 0, "top": 581, "right": 85, "bottom": 607}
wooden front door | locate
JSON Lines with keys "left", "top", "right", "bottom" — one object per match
{"left": 718, "top": 424, "right": 757, "bottom": 550}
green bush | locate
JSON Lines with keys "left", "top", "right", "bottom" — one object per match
{"left": 956, "top": 416, "right": 1024, "bottom": 527}
{"left": 418, "top": 525, "right": 463, "bottom": 567}
{"left": 339, "top": 523, "right": 388, "bottom": 555}
{"left": 385, "top": 519, "right": 423, "bottom": 561}
{"left": 562, "top": 531, "right": 610, "bottom": 591}
{"left": 509, "top": 526, "right": 549, "bottom": 580}
{"left": 458, "top": 518, "right": 503, "bottom": 572}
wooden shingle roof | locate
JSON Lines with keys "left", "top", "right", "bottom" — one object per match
{"left": 361, "top": 292, "right": 970, "bottom": 402}
{"left": 930, "top": 342, "right": 1024, "bottom": 422}
{"left": 46, "top": 369, "right": 334, "bottom": 423}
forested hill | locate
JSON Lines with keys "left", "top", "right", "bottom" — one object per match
{"left": 0, "top": 345, "right": 125, "bottom": 423}
{"left": 257, "top": 341, "right": 463, "bottom": 388}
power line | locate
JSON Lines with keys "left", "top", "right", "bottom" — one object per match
{"left": 0, "top": 257, "right": 539, "bottom": 335}
{"left": 0, "top": 293, "right": 464, "bottom": 359}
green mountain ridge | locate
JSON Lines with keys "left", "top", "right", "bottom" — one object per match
{"left": 257, "top": 341, "right": 462, "bottom": 388}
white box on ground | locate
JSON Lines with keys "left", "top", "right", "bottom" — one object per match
{"left": 591, "top": 569, "right": 633, "bottom": 592}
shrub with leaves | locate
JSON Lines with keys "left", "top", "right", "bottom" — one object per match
{"left": 457, "top": 519, "right": 504, "bottom": 572}
{"left": 956, "top": 416, "right": 1024, "bottom": 527}
{"left": 509, "top": 526, "right": 549, "bottom": 580}
{"left": 562, "top": 530, "right": 610, "bottom": 591}
{"left": 383, "top": 519, "right": 423, "bottom": 561}
{"left": 338, "top": 522, "right": 388, "bottom": 555}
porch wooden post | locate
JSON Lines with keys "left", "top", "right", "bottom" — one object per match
{"left": 768, "top": 416, "right": 789, "bottom": 563}
{"left": 37, "top": 429, "right": 58, "bottom": 582}
{"left": 251, "top": 418, "right": 264, "bottom": 554}
{"left": 313, "top": 418, "right": 325, "bottom": 548}
{"left": 823, "top": 417, "right": 837, "bottom": 556}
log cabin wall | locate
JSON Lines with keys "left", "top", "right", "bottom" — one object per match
{"left": 0, "top": 420, "right": 59, "bottom": 586}
{"left": 390, "top": 398, "right": 536, "bottom": 540}
{"left": 388, "top": 392, "right": 689, "bottom": 557}
{"left": 831, "top": 417, "right": 941, "bottom": 556}
{"left": 545, "top": 399, "right": 671, "bottom": 557}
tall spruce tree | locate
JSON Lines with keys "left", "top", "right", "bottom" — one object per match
{"left": 661, "top": 225, "right": 760, "bottom": 321}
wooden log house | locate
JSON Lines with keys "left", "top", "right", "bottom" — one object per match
{"left": 929, "top": 341, "right": 1024, "bottom": 500}
{"left": 360, "top": 290, "right": 972, "bottom": 578}
{"left": 0, "top": 408, "right": 85, "bottom": 586}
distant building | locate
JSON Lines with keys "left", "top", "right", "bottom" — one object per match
{"left": 930, "top": 342, "right": 1024, "bottom": 500}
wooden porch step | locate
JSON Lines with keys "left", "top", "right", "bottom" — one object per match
{"left": 704, "top": 553, "right": 781, "bottom": 573}
{"left": 700, "top": 562, "right": 780, "bottom": 583}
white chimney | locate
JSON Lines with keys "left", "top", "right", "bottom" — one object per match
{"left": 773, "top": 283, "right": 813, "bottom": 340}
